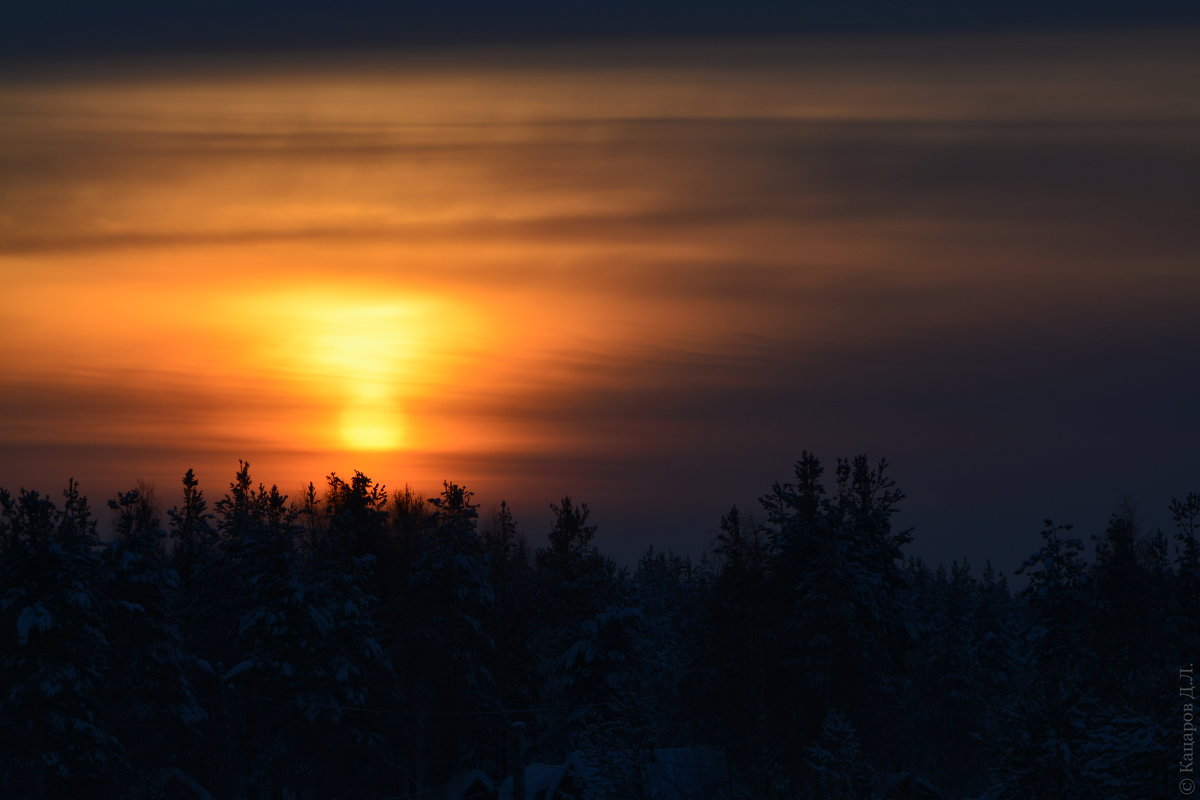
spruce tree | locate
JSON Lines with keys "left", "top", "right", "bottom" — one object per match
{"left": 0, "top": 483, "right": 121, "bottom": 798}
{"left": 103, "top": 486, "right": 206, "bottom": 795}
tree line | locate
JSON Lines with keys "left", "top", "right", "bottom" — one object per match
{"left": 0, "top": 452, "right": 1194, "bottom": 799}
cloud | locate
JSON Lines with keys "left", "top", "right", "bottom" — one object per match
{"left": 2, "top": 31, "right": 1199, "bottom": 569}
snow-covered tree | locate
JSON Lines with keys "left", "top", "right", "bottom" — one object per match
{"left": 1171, "top": 492, "right": 1200, "bottom": 653}
{"left": 700, "top": 506, "right": 773, "bottom": 780}
{"left": 996, "top": 520, "right": 1094, "bottom": 800}
{"left": 398, "top": 482, "right": 496, "bottom": 788}
{"left": 534, "top": 496, "right": 616, "bottom": 667}
{"left": 413, "top": 481, "right": 494, "bottom": 705}
{"left": 0, "top": 483, "right": 121, "bottom": 797}
{"left": 901, "top": 559, "right": 1018, "bottom": 797}
{"left": 760, "top": 454, "right": 911, "bottom": 752}
{"left": 215, "top": 462, "right": 387, "bottom": 795}
{"left": 102, "top": 486, "right": 206, "bottom": 796}
{"left": 483, "top": 501, "right": 538, "bottom": 711}
{"left": 802, "top": 709, "right": 876, "bottom": 800}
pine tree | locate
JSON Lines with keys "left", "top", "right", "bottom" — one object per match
{"left": 900, "top": 559, "right": 1017, "bottom": 797}
{"left": 0, "top": 483, "right": 121, "bottom": 798}
{"left": 802, "top": 709, "right": 876, "bottom": 800}
{"left": 1171, "top": 492, "right": 1200, "bottom": 653}
{"left": 1088, "top": 503, "right": 1166, "bottom": 702}
{"left": 631, "top": 547, "right": 703, "bottom": 744}
{"left": 216, "top": 462, "right": 384, "bottom": 796}
{"left": 416, "top": 481, "right": 494, "bottom": 703}
{"left": 702, "top": 506, "right": 773, "bottom": 782}
{"left": 760, "top": 454, "right": 910, "bottom": 757}
{"left": 997, "top": 520, "right": 1091, "bottom": 799}
{"left": 296, "top": 471, "right": 392, "bottom": 795}
{"left": 483, "top": 501, "right": 538, "bottom": 711}
{"left": 535, "top": 496, "right": 615, "bottom": 660}
{"left": 403, "top": 482, "right": 496, "bottom": 787}
{"left": 166, "top": 469, "right": 216, "bottom": 599}
{"left": 102, "top": 486, "right": 206, "bottom": 796}
{"left": 323, "top": 470, "right": 390, "bottom": 563}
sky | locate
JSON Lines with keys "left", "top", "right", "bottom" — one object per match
{"left": 2, "top": 9, "right": 1199, "bottom": 572}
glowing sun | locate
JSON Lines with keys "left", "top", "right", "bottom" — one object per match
{"left": 340, "top": 392, "right": 404, "bottom": 451}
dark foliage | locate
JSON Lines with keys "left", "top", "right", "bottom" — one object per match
{"left": 0, "top": 454, "right": 1186, "bottom": 799}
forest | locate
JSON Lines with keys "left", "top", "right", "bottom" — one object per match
{"left": 0, "top": 452, "right": 1194, "bottom": 799}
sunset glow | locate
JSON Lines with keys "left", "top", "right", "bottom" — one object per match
{"left": 2, "top": 31, "right": 1198, "bottom": 564}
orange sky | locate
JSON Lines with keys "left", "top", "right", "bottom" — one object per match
{"left": 2, "top": 31, "right": 1199, "bottom": 564}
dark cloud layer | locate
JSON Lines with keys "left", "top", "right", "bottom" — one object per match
{"left": 6, "top": 0, "right": 1200, "bottom": 60}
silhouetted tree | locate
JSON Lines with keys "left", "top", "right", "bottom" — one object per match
{"left": 535, "top": 496, "right": 615, "bottom": 657}
{"left": 760, "top": 453, "right": 911, "bottom": 769}
{"left": 0, "top": 457, "right": 1187, "bottom": 799}
{"left": 802, "top": 709, "right": 875, "bottom": 800}
{"left": 483, "top": 501, "right": 538, "bottom": 711}
{"left": 0, "top": 483, "right": 120, "bottom": 798}
{"left": 399, "top": 481, "right": 495, "bottom": 789}
{"left": 102, "top": 486, "right": 205, "bottom": 796}
{"left": 700, "top": 506, "right": 774, "bottom": 787}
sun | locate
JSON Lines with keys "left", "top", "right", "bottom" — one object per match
{"left": 228, "top": 287, "right": 492, "bottom": 454}
{"left": 243, "top": 291, "right": 436, "bottom": 453}
{"left": 340, "top": 392, "right": 404, "bottom": 452}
